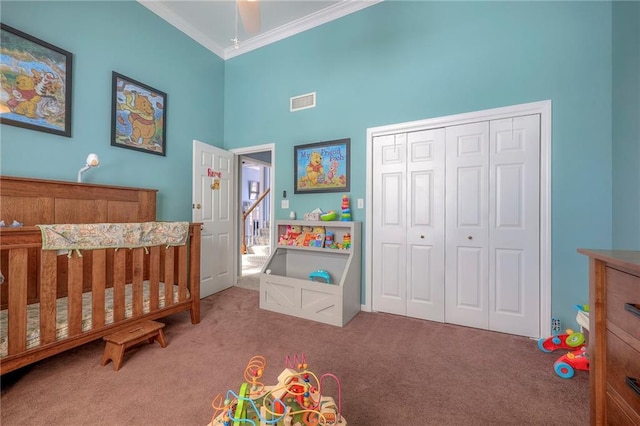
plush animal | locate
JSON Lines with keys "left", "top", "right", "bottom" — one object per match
{"left": 296, "top": 226, "right": 313, "bottom": 246}
{"left": 286, "top": 225, "right": 302, "bottom": 246}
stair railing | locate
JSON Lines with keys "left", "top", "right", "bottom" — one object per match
{"left": 241, "top": 187, "right": 270, "bottom": 255}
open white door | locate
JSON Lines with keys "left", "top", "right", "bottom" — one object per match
{"left": 193, "top": 140, "right": 235, "bottom": 298}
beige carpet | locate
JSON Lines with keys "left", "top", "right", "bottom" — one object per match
{"left": 236, "top": 273, "right": 260, "bottom": 291}
{"left": 1, "top": 287, "right": 589, "bottom": 425}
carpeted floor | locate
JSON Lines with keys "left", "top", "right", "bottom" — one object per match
{"left": 236, "top": 273, "right": 260, "bottom": 291}
{"left": 1, "top": 287, "right": 589, "bottom": 425}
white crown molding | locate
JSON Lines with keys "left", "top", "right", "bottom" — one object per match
{"left": 224, "top": 0, "right": 382, "bottom": 60}
{"left": 138, "top": 0, "right": 226, "bottom": 58}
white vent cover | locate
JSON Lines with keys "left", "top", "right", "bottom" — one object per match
{"left": 290, "top": 92, "right": 316, "bottom": 112}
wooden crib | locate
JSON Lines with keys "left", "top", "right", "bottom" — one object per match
{"left": 0, "top": 176, "right": 201, "bottom": 375}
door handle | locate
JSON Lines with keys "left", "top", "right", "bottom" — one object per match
{"left": 192, "top": 203, "right": 201, "bottom": 209}
{"left": 467, "top": 235, "right": 473, "bottom": 240}
{"left": 420, "top": 235, "right": 425, "bottom": 239}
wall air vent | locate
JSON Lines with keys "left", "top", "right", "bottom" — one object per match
{"left": 290, "top": 92, "right": 316, "bottom": 112}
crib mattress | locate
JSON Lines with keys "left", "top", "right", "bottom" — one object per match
{"left": 0, "top": 282, "right": 186, "bottom": 358}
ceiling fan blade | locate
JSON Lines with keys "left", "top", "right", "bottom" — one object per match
{"left": 237, "top": 0, "right": 261, "bottom": 34}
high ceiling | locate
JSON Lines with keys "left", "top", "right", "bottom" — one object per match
{"left": 139, "top": 0, "right": 381, "bottom": 60}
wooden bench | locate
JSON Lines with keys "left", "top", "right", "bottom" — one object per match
{"left": 101, "top": 320, "right": 167, "bottom": 371}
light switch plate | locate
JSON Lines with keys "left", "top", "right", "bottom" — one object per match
{"left": 357, "top": 198, "right": 364, "bottom": 209}
{"left": 281, "top": 199, "right": 289, "bottom": 209}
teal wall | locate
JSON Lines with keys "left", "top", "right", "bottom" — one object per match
{"left": 0, "top": 0, "right": 225, "bottom": 221}
{"left": 612, "top": 1, "right": 640, "bottom": 249}
{"left": 1, "top": 1, "right": 633, "bottom": 333}
{"left": 224, "top": 1, "right": 614, "bottom": 331}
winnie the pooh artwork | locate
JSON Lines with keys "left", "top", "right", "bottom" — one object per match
{"left": 295, "top": 139, "right": 351, "bottom": 193}
{"left": 112, "top": 72, "right": 166, "bottom": 155}
{"left": 1, "top": 26, "right": 70, "bottom": 136}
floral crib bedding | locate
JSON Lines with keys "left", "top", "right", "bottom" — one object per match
{"left": 0, "top": 281, "right": 187, "bottom": 358}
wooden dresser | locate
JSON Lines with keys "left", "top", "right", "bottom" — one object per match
{"left": 578, "top": 249, "right": 640, "bottom": 425}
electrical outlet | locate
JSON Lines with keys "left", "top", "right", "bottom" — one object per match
{"left": 281, "top": 199, "right": 289, "bottom": 209}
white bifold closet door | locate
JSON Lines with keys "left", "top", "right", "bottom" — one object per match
{"left": 445, "top": 115, "right": 540, "bottom": 336}
{"left": 372, "top": 114, "right": 540, "bottom": 338}
{"left": 372, "top": 129, "right": 446, "bottom": 322}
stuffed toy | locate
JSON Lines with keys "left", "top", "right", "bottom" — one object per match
{"left": 296, "top": 226, "right": 313, "bottom": 246}
{"left": 287, "top": 225, "right": 302, "bottom": 246}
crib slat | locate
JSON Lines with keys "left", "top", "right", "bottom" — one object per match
{"left": 177, "top": 244, "right": 187, "bottom": 302}
{"left": 149, "top": 246, "right": 160, "bottom": 311}
{"left": 113, "top": 249, "right": 126, "bottom": 322}
{"left": 67, "top": 252, "right": 83, "bottom": 336}
{"left": 92, "top": 250, "right": 106, "bottom": 328}
{"left": 7, "top": 248, "right": 28, "bottom": 355}
{"left": 164, "top": 247, "right": 174, "bottom": 307}
{"left": 40, "top": 250, "right": 57, "bottom": 345}
{"left": 132, "top": 248, "right": 144, "bottom": 317}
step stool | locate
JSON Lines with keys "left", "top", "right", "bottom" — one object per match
{"left": 101, "top": 320, "right": 166, "bottom": 371}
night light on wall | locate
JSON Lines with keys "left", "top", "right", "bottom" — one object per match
{"left": 77, "top": 153, "right": 100, "bottom": 183}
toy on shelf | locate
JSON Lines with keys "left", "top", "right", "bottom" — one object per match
{"left": 320, "top": 210, "right": 337, "bottom": 221}
{"left": 340, "top": 195, "right": 351, "bottom": 221}
{"left": 324, "top": 231, "right": 335, "bottom": 248}
{"left": 279, "top": 225, "right": 303, "bottom": 246}
{"left": 209, "top": 354, "right": 347, "bottom": 426}
{"left": 537, "top": 329, "right": 586, "bottom": 353}
{"left": 307, "top": 226, "right": 325, "bottom": 248}
{"left": 309, "top": 270, "right": 332, "bottom": 284}
{"left": 553, "top": 346, "right": 590, "bottom": 379}
{"left": 342, "top": 233, "right": 351, "bottom": 250}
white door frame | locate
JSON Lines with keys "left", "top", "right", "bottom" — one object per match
{"left": 231, "top": 143, "right": 277, "bottom": 271}
{"left": 365, "top": 100, "right": 552, "bottom": 338}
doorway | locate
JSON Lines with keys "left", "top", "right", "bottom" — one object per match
{"left": 365, "top": 101, "right": 552, "bottom": 338}
{"left": 231, "top": 144, "right": 275, "bottom": 291}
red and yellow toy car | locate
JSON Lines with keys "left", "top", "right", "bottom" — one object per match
{"left": 554, "top": 347, "right": 589, "bottom": 379}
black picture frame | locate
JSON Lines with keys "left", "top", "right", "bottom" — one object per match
{"left": 294, "top": 138, "right": 350, "bottom": 194}
{"left": 0, "top": 24, "right": 73, "bottom": 137}
{"left": 111, "top": 71, "right": 167, "bottom": 156}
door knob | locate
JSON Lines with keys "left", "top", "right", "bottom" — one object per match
{"left": 420, "top": 235, "right": 425, "bottom": 239}
{"left": 193, "top": 203, "right": 201, "bottom": 209}
{"left": 467, "top": 235, "right": 473, "bottom": 240}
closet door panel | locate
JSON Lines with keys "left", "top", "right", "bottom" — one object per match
{"left": 445, "top": 122, "right": 490, "bottom": 329}
{"left": 489, "top": 115, "right": 540, "bottom": 337}
{"left": 406, "top": 129, "right": 445, "bottom": 322}
{"left": 373, "top": 134, "right": 407, "bottom": 315}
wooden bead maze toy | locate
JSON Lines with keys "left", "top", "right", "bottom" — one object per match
{"left": 209, "top": 354, "right": 346, "bottom": 426}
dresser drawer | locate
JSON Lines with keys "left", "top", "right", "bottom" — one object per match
{"left": 607, "top": 267, "right": 640, "bottom": 340}
{"left": 607, "top": 391, "right": 640, "bottom": 425}
{"left": 606, "top": 331, "right": 640, "bottom": 414}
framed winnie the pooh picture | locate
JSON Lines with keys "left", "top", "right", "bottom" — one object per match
{"left": 111, "top": 71, "right": 167, "bottom": 156}
{"left": 0, "top": 24, "right": 73, "bottom": 137}
{"left": 294, "top": 138, "right": 350, "bottom": 194}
